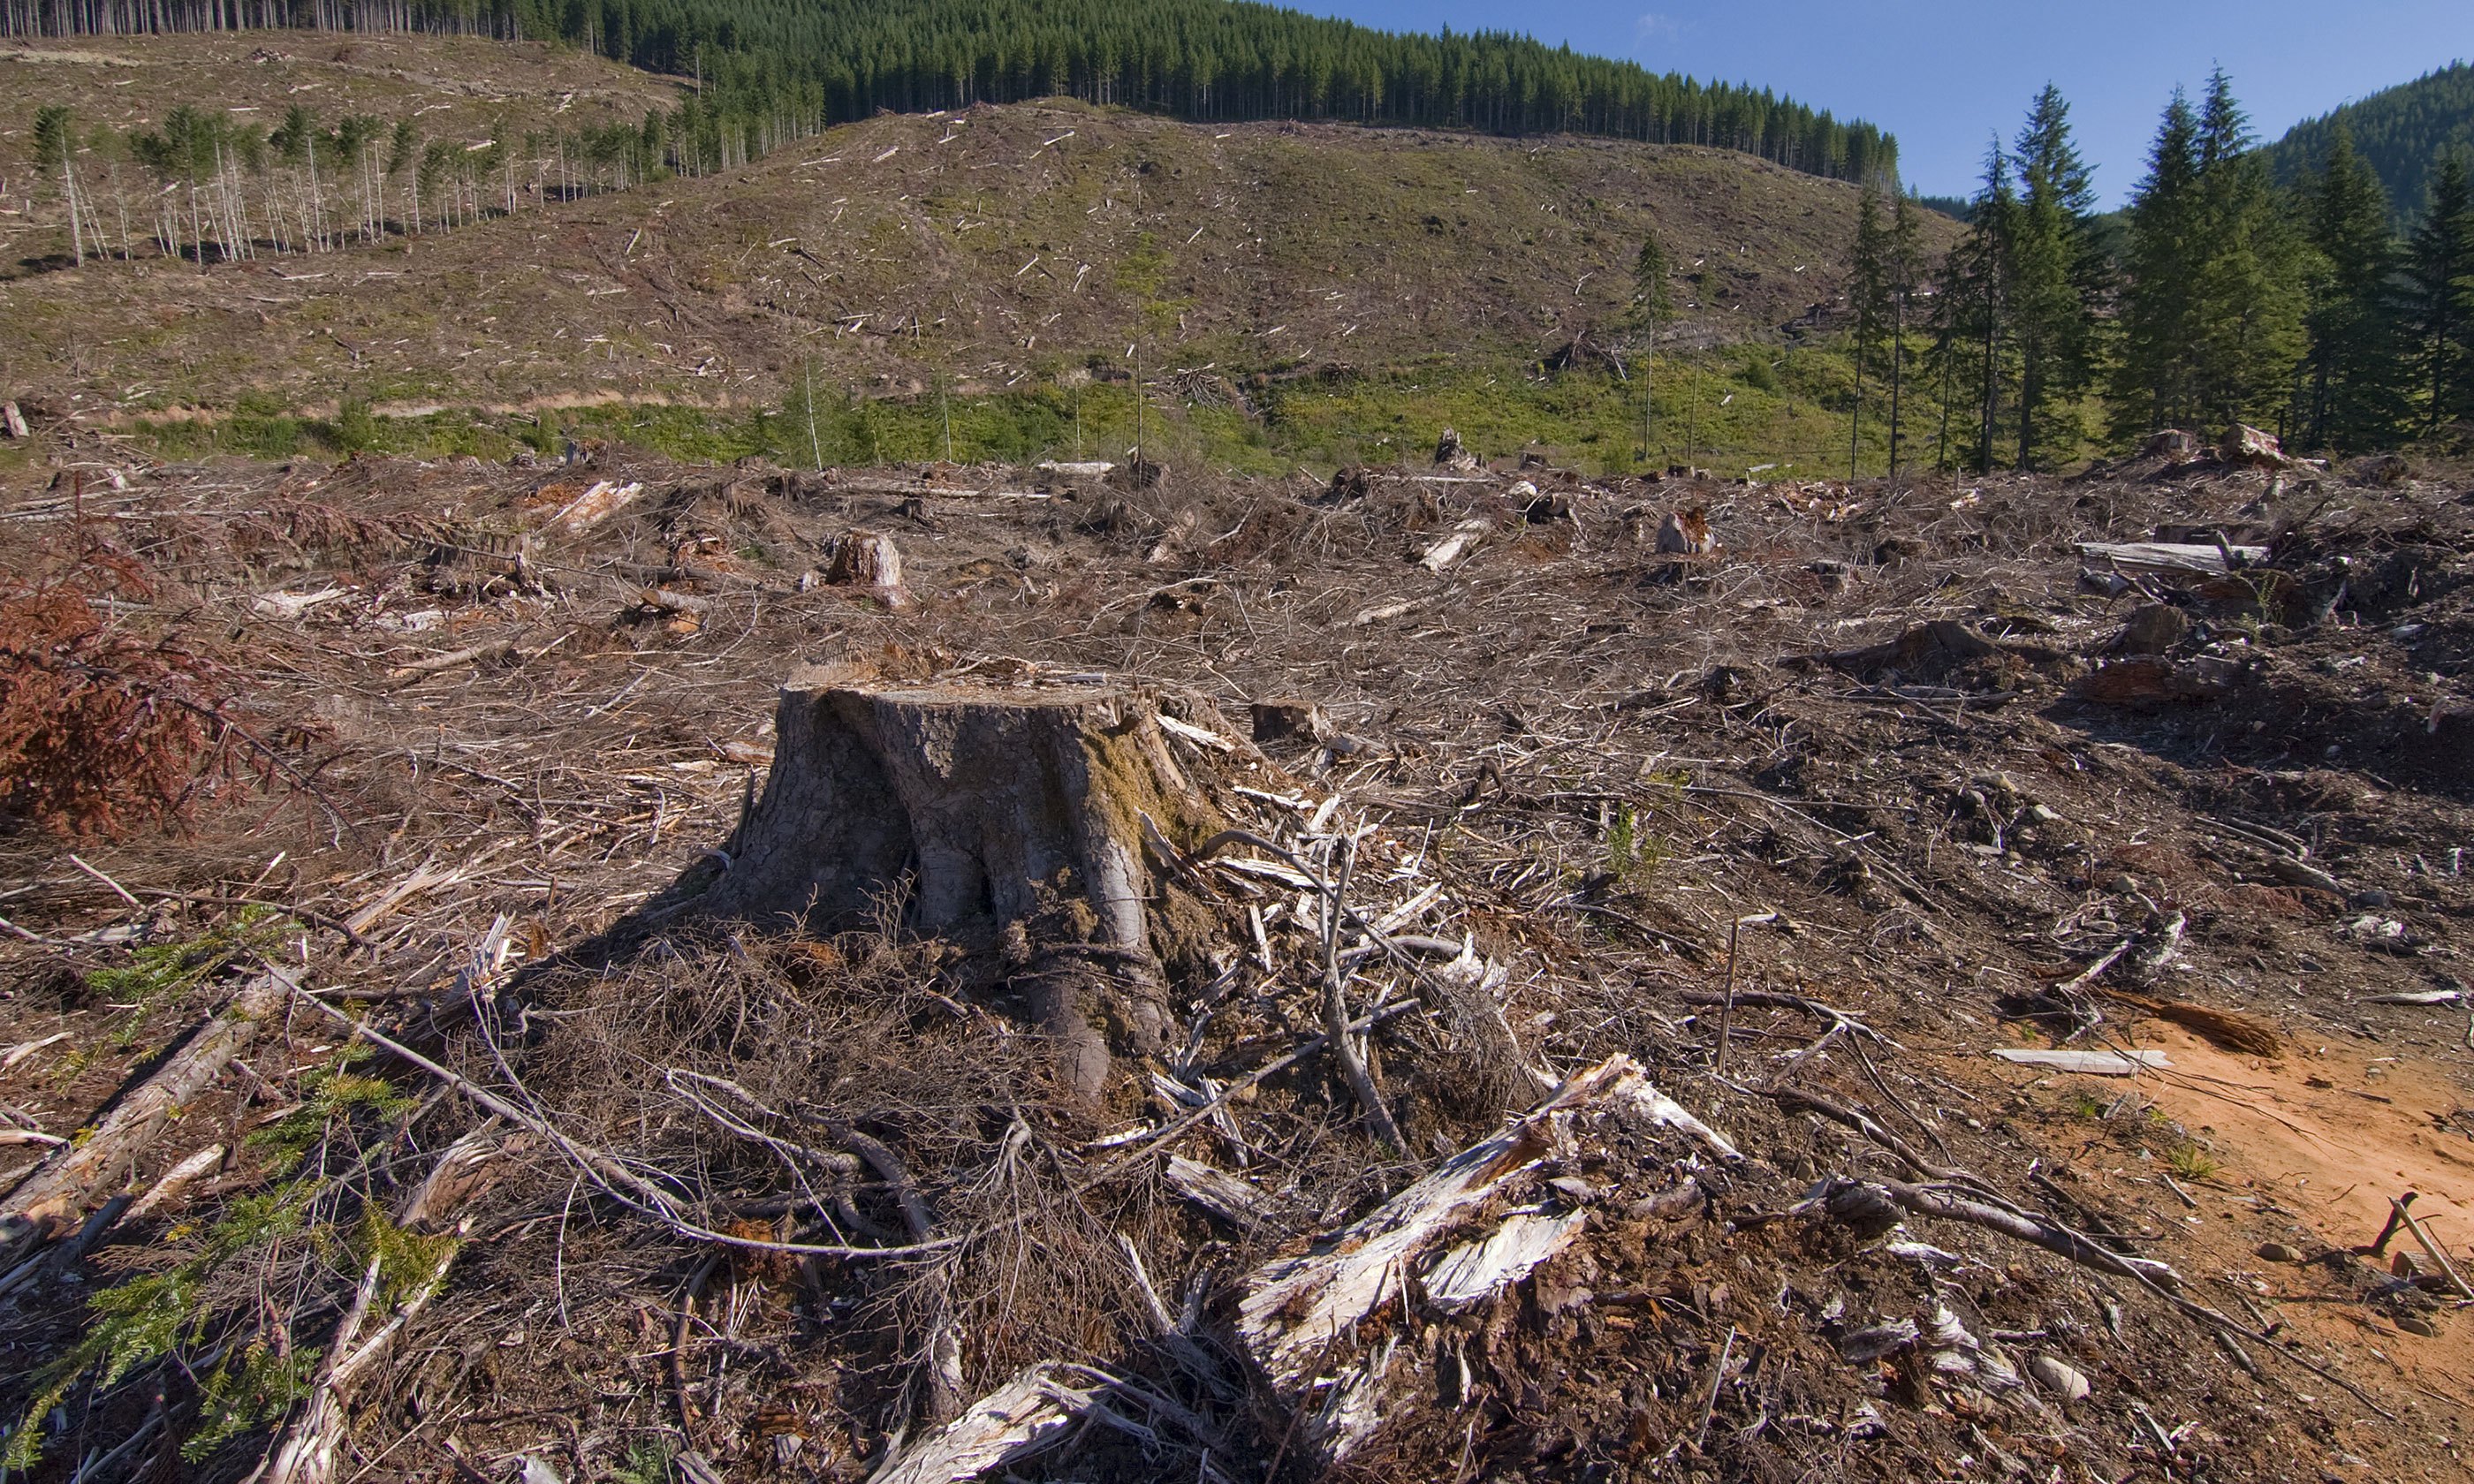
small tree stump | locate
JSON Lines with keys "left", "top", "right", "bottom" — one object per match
{"left": 1249, "top": 698, "right": 1325, "bottom": 744}
{"left": 706, "top": 679, "right": 1232, "bottom": 1101}
{"left": 2220, "top": 424, "right": 2290, "bottom": 468}
{"left": 1653, "top": 508, "right": 1717, "bottom": 555}
{"left": 824, "top": 530, "right": 907, "bottom": 607}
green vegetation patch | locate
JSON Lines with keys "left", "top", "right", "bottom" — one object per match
{"left": 110, "top": 332, "right": 1976, "bottom": 481}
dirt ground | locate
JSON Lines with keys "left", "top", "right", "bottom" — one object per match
{"left": 0, "top": 434, "right": 2470, "bottom": 1481}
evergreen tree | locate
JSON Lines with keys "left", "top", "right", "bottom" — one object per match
{"left": 1630, "top": 231, "right": 1674, "bottom": 466}
{"left": 2, "top": 0, "right": 1903, "bottom": 190}
{"left": 387, "top": 118, "right": 421, "bottom": 231}
{"left": 2007, "top": 84, "right": 2105, "bottom": 468}
{"left": 2113, "top": 90, "right": 2202, "bottom": 439}
{"left": 2185, "top": 70, "right": 2309, "bottom": 431}
{"left": 1630, "top": 232, "right": 1673, "bottom": 326}
{"left": 2111, "top": 72, "right": 2308, "bottom": 439}
{"left": 1931, "top": 140, "right": 2017, "bottom": 472}
{"left": 2260, "top": 62, "right": 2474, "bottom": 231}
{"left": 1846, "top": 186, "right": 1889, "bottom": 478}
{"left": 2407, "top": 153, "right": 2474, "bottom": 427}
{"left": 1884, "top": 192, "right": 1924, "bottom": 475}
{"left": 32, "top": 104, "right": 84, "bottom": 266}
{"left": 2300, "top": 122, "right": 2409, "bottom": 450}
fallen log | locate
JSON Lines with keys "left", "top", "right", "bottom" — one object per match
{"left": 1164, "top": 1154, "right": 1271, "bottom": 1228}
{"left": 546, "top": 478, "right": 644, "bottom": 531}
{"left": 2075, "top": 541, "right": 2269, "bottom": 574}
{"left": 638, "top": 586, "right": 712, "bottom": 616}
{"left": 0, "top": 973, "right": 288, "bottom": 1265}
{"left": 385, "top": 638, "right": 516, "bottom": 682}
{"left": 251, "top": 587, "right": 354, "bottom": 620}
{"left": 1416, "top": 519, "right": 1489, "bottom": 572}
{"left": 0, "top": 1193, "right": 132, "bottom": 1298}
{"left": 125, "top": 1144, "right": 225, "bottom": 1220}
{"left": 812, "top": 476, "right": 1053, "bottom": 501}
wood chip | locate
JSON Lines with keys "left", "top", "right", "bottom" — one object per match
{"left": 1990, "top": 1049, "right": 2170, "bottom": 1076}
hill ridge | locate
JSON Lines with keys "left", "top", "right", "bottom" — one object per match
{"left": 2262, "top": 58, "right": 2474, "bottom": 216}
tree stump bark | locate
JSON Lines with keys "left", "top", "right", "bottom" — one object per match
{"left": 704, "top": 680, "right": 1233, "bottom": 1102}
{"left": 823, "top": 530, "right": 907, "bottom": 607}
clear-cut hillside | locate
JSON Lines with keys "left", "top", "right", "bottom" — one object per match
{"left": 0, "top": 36, "right": 1952, "bottom": 426}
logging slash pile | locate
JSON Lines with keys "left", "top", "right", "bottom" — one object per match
{"left": 0, "top": 439, "right": 2470, "bottom": 1482}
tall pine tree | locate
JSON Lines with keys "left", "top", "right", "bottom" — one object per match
{"left": 1630, "top": 231, "right": 1675, "bottom": 466}
{"left": 1847, "top": 186, "right": 1889, "bottom": 479}
{"left": 32, "top": 105, "right": 85, "bottom": 267}
{"left": 2110, "top": 72, "right": 2307, "bottom": 439}
{"left": 2408, "top": 153, "right": 2474, "bottom": 428}
{"left": 2113, "top": 90, "right": 2202, "bottom": 439}
{"left": 2299, "top": 122, "right": 2409, "bottom": 450}
{"left": 1885, "top": 193, "right": 1925, "bottom": 476}
{"left": 2007, "top": 85, "right": 2106, "bottom": 469}
{"left": 2185, "top": 71, "right": 2309, "bottom": 432}
{"left": 1931, "top": 140, "right": 2017, "bottom": 472}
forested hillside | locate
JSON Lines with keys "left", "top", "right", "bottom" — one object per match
{"left": 0, "top": 0, "right": 1898, "bottom": 184}
{"left": 2263, "top": 61, "right": 2473, "bottom": 218}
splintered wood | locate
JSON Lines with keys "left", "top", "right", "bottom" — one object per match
{"left": 1235, "top": 1054, "right": 1735, "bottom": 1465}
{"left": 1417, "top": 518, "right": 1490, "bottom": 572}
{"left": 871, "top": 1365, "right": 1098, "bottom": 1484}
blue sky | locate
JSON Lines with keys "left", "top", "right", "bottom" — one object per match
{"left": 1292, "top": 0, "right": 2474, "bottom": 206}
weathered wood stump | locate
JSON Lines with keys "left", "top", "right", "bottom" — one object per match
{"left": 705, "top": 679, "right": 1230, "bottom": 1101}
{"left": 823, "top": 529, "right": 907, "bottom": 607}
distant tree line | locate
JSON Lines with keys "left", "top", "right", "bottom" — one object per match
{"left": 25, "top": 99, "right": 671, "bottom": 266}
{"left": 1837, "top": 72, "right": 2474, "bottom": 470}
{"left": 0, "top": 0, "right": 1900, "bottom": 186}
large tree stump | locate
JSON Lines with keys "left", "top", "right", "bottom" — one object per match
{"left": 704, "top": 679, "right": 1232, "bottom": 1101}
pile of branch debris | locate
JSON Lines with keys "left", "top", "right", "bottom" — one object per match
{"left": 0, "top": 440, "right": 2469, "bottom": 1483}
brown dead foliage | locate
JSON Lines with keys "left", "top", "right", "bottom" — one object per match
{"left": 0, "top": 532, "right": 244, "bottom": 833}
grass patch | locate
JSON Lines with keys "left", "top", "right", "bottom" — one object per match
{"left": 110, "top": 334, "right": 1977, "bottom": 480}
{"left": 2164, "top": 1141, "right": 2222, "bottom": 1183}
